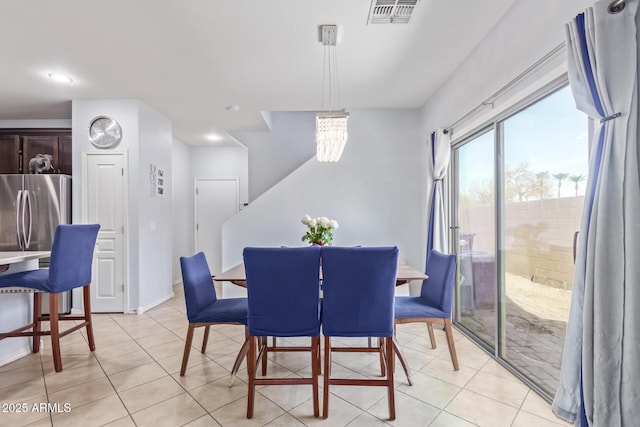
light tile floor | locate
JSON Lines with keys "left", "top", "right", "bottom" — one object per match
{"left": 0, "top": 285, "right": 572, "bottom": 426}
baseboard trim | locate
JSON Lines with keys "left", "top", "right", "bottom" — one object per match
{"left": 0, "top": 346, "right": 32, "bottom": 368}
{"left": 136, "top": 292, "right": 175, "bottom": 314}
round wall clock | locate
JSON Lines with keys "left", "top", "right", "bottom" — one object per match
{"left": 89, "top": 116, "right": 122, "bottom": 148}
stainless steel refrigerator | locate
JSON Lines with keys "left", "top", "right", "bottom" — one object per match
{"left": 0, "top": 174, "right": 72, "bottom": 313}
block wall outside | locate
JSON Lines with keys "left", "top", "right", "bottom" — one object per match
{"left": 460, "top": 196, "right": 583, "bottom": 290}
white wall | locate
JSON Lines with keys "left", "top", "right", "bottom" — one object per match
{"left": 72, "top": 99, "right": 173, "bottom": 313}
{"left": 230, "top": 112, "right": 316, "bottom": 201}
{"left": 419, "top": 0, "right": 590, "bottom": 136}
{"left": 137, "top": 102, "right": 173, "bottom": 310}
{"left": 222, "top": 108, "right": 426, "bottom": 296}
{"left": 172, "top": 138, "right": 192, "bottom": 284}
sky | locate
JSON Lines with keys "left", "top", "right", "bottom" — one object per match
{"left": 458, "top": 86, "right": 589, "bottom": 198}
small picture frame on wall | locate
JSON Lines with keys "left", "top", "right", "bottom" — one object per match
{"left": 150, "top": 164, "right": 165, "bottom": 198}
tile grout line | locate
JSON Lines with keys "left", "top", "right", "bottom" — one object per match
{"left": 6, "top": 291, "right": 566, "bottom": 427}
{"left": 110, "top": 310, "right": 220, "bottom": 426}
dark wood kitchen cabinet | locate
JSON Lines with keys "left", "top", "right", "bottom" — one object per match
{"left": 57, "top": 135, "right": 72, "bottom": 176}
{"left": 0, "top": 134, "right": 20, "bottom": 173}
{"left": 0, "top": 129, "right": 72, "bottom": 174}
{"left": 22, "top": 135, "right": 59, "bottom": 173}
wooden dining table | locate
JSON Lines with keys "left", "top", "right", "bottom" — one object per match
{"left": 214, "top": 262, "right": 427, "bottom": 287}
{"left": 215, "top": 261, "right": 426, "bottom": 386}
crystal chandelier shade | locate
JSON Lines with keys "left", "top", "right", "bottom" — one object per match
{"left": 316, "top": 25, "right": 348, "bottom": 162}
{"left": 316, "top": 112, "right": 349, "bottom": 162}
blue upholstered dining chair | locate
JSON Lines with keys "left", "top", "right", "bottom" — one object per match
{"left": 0, "top": 224, "right": 100, "bottom": 372}
{"left": 243, "top": 246, "right": 322, "bottom": 419}
{"left": 394, "top": 249, "right": 459, "bottom": 382}
{"left": 179, "top": 252, "right": 248, "bottom": 380}
{"left": 321, "top": 246, "right": 399, "bottom": 421}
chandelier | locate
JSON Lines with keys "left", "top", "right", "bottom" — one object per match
{"left": 316, "top": 25, "right": 349, "bottom": 162}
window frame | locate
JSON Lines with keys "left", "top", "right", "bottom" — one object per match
{"left": 448, "top": 74, "right": 591, "bottom": 402}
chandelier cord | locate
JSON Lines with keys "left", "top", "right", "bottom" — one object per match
{"left": 332, "top": 41, "right": 341, "bottom": 112}
{"left": 322, "top": 44, "right": 327, "bottom": 111}
{"left": 322, "top": 41, "right": 342, "bottom": 113}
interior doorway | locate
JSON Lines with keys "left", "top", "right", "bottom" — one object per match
{"left": 194, "top": 178, "right": 239, "bottom": 275}
{"left": 82, "top": 152, "right": 127, "bottom": 313}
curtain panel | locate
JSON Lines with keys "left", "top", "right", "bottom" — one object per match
{"left": 427, "top": 129, "right": 451, "bottom": 261}
{"left": 553, "top": 1, "right": 640, "bottom": 426}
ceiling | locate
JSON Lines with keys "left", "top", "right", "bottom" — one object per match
{"left": 0, "top": 0, "right": 517, "bottom": 146}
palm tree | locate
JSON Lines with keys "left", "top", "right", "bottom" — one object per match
{"left": 553, "top": 172, "right": 570, "bottom": 198}
{"left": 569, "top": 174, "right": 586, "bottom": 197}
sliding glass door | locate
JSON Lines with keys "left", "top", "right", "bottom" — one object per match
{"left": 454, "top": 128, "right": 496, "bottom": 351}
{"left": 452, "top": 85, "right": 588, "bottom": 398}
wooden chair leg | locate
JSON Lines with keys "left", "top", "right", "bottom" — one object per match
{"left": 322, "top": 336, "right": 331, "bottom": 418}
{"left": 386, "top": 337, "right": 396, "bottom": 421}
{"left": 32, "top": 292, "right": 42, "bottom": 353}
{"left": 427, "top": 322, "right": 436, "bottom": 349}
{"left": 49, "top": 293, "right": 62, "bottom": 372}
{"left": 82, "top": 285, "right": 95, "bottom": 351}
{"left": 201, "top": 325, "right": 210, "bottom": 353}
{"left": 228, "top": 336, "right": 250, "bottom": 387}
{"left": 317, "top": 337, "right": 322, "bottom": 375}
{"left": 244, "top": 326, "right": 250, "bottom": 373}
{"left": 378, "top": 337, "right": 386, "bottom": 376}
{"left": 387, "top": 337, "right": 395, "bottom": 375}
{"left": 180, "top": 324, "right": 195, "bottom": 376}
{"left": 311, "top": 336, "right": 320, "bottom": 418}
{"left": 247, "top": 336, "right": 257, "bottom": 419}
{"left": 443, "top": 319, "right": 459, "bottom": 370}
{"left": 392, "top": 335, "right": 412, "bottom": 386}
{"left": 261, "top": 336, "right": 268, "bottom": 376}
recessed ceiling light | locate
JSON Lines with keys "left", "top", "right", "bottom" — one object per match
{"left": 225, "top": 105, "right": 240, "bottom": 112}
{"left": 48, "top": 73, "right": 73, "bottom": 83}
{"left": 206, "top": 133, "right": 223, "bottom": 142}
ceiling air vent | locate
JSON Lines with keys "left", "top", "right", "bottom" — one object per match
{"left": 368, "top": 0, "right": 419, "bottom": 24}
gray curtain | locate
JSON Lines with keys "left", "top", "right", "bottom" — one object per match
{"left": 553, "top": 1, "right": 640, "bottom": 426}
{"left": 428, "top": 128, "right": 451, "bottom": 254}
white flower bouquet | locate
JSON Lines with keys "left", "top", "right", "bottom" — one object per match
{"left": 301, "top": 214, "right": 339, "bottom": 246}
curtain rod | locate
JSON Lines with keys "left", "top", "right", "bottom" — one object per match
{"left": 443, "top": 42, "right": 565, "bottom": 135}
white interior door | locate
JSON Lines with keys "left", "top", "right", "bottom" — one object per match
{"left": 84, "top": 153, "right": 126, "bottom": 312}
{"left": 195, "top": 178, "right": 239, "bottom": 274}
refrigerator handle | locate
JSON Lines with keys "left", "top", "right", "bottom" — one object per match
{"left": 23, "top": 190, "right": 33, "bottom": 249}
{"left": 16, "top": 190, "right": 23, "bottom": 250}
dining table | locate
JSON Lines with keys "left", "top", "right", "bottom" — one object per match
{"left": 214, "top": 262, "right": 427, "bottom": 287}
{"left": 215, "top": 261, "right": 427, "bottom": 386}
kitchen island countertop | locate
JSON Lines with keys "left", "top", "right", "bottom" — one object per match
{"left": 0, "top": 251, "right": 51, "bottom": 266}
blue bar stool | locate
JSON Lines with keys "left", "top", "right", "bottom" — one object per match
{"left": 0, "top": 224, "right": 100, "bottom": 372}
